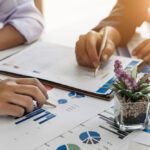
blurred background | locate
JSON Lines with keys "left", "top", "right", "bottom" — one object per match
{"left": 35, "top": 0, "right": 116, "bottom": 46}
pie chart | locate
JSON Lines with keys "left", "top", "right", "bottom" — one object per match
{"left": 79, "top": 131, "right": 101, "bottom": 144}
{"left": 68, "top": 91, "right": 85, "bottom": 98}
{"left": 58, "top": 99, "right": 68, "bottom": 104}
{"left": 56, "top": 144, "right": 81, "bottom": 150}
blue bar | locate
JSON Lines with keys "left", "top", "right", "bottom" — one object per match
{"left": 26, "top": 108, "right": 45, "bottom": 118}
{"left": 96, "top": 78, "right": 114, "bottom": 94}
{"left": 39, "top": 114, "right": 56, "bottom": 124}
{"left": 125, "top": 60, "right": 139, "bottom": 70}
{"left": 15, "top": 108, "right": 45, "bottom": 125}
{"left": 34, "top": 112, "right": 51, "bottom": 121}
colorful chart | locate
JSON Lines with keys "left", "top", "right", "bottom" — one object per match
{"left": 79, "top": 131, "right": 101, "bottom": 144}
{"left": 68, "top": 91, "right": 85, "bottom": 98}
{"left": 58, "top": 99, "right": 68, "bottom": 104}
{"left": 96, "top": 78, "right": 114, "bottom": 94}
{"left": 57, "top": 144, "right": 81, "bottom": 150}
{"left": 15, "top": 108, "right": 56, "bottom": 125}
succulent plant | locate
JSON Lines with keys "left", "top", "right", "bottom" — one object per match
{"left": 113, "top": 60, "right": 150, "bottom": 102}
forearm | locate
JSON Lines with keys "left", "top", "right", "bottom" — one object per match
{"left": 3, "top": 1, "right": 44, "bottom": 44}
{"left": 0, "top": 25, "right": 26, "bottom": 51}
{"left": 93, "top": 0, "right": 149, "bottom": 46}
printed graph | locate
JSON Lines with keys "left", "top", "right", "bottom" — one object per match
{"left": 15, "top": 108, "right": 56, "bottom": 125}
{"left": 68, "top": 91, "right": 85, "bottom": 98}
{"left": 57, "top": 144, "right": 81, "bottom": 150}
{"left": 58, "top": 99, "right": 68, "bottom": 104}
{"left": 79, "top": 131, "right": 101, "bottom": 144}
{"left": 98, "top": 107, "right": 131, "bottom": 139}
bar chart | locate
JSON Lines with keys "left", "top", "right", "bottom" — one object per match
{"left": 15, "top": 108, "right": 56, "bottom": 125}
{"left": 98, "top": 107, "right": 131, "bottom": 139}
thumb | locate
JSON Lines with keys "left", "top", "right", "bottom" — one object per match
{"left": 86, "top": 31, "right": 102, "bottom": 67}
{"left": 101, "top": 39, "right": 116, "bottom": 62}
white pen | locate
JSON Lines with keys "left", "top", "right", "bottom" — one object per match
{"left": 94, "top": 28, "right": 109, "bottom": 77}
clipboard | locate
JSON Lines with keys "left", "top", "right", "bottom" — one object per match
{"left": 0, "top": 71, "right": 114, "bottom": 100}
{"left": 0, "top": 42, "right": 141, "bottom": 101}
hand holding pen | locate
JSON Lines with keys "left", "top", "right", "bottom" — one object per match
{"left": 0, "top": 78, "right": 56, "bottom": 117}
{"left": 75, "top": 26, "right": 121, "bottom": 70}
{"left": 94, "top": 28, "right": 109, "bottom": 76}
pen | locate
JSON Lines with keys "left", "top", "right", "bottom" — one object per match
{"left": 44, "top": 101, "right": 57, "bottom": 108}
{"left": 94, "top": 28, "right": 109, "bottom": 77}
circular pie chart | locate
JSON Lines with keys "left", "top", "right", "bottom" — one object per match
{"left": 58, "top": 99, "right": 68, "bottom": 104}
{"left": 68, "top": 91, "right": 85, "bottom": 98}
{"left": 79, "top": 131, "right": 101, "bottom": 144}
{"left": 56, "top": 144, "right": 81, "bottom": 150}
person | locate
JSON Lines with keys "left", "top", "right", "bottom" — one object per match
{"left": 0, "top": 0, "right": 43, "bottom": 50}
{"left": 0, "top": 78, "right": 48, "bottom": 117}
{"left": 0, "top": 0, "right": 46, "bottom": 117}
{"left": 75, "top": 0, "right": 150, "bottom": 68}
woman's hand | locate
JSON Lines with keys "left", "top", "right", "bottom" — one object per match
{"left": 132, "top": 39, "right": 150, "bottom": 63}
{"left": 75, "top": 26, "right": 121, "bottom": 68}
{"left": 0, "top": 78, "right": 48, "bottom": 117}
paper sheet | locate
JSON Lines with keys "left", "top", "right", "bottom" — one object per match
{"left": 0, "top": 41, "right": 141, "bottom": 97}
{"left": 0, "top": 88, "right": 111, "bottom": 150}
{"left": 0, "top": 87, "right": 149, "bottom": 150}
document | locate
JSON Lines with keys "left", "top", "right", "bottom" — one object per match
{"left": 0, "top": 87, "right": 111, "bottom": 150}
{"left": 0, "top": 41, "right": 141, "bottom": 100}
{"left": 0, "top": 88, "right": 149, "bottom": 150}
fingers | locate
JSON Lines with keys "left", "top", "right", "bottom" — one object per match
{"left": 143, "top": 53, "right": 150, "bottom": 62}
{"left": 132, "top": 40, "right": 149, "bottom": 56}
{"left": 0, "top": 78, "right": 48, "bottom": 117}
{"left": 15, "top": 78, "right": 48, "bottom": 99}
{"left": 132, "top": 40, "right": 150, "bottom": 63}
{"left": 10, "top": 94, "right": 34, "bottom": 113}
{"left": 0, "top": 87, "right": 34, "bottom": 112}
{"left": 75, "top": 30, "right": 116, "bottom": 68}
{"left": 0, "top": 103, "right": 24, "bottom": 117}
{"left": 13, "top": 84, "right": 46, "bottom": 107}
{"left": 75, "top": 31, "right": 101, "bottom": 68}
{"left": 86, "top": 31, "right": 100, "bottom": 67}
{"left": 101, "top": 39, "right": 115, "bottom": 62}
{"left": 76, "top": 36, "right": 93, "bottom": 68}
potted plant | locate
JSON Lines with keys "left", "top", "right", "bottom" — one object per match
{"left": 113, "top": 60, "right": 150, "bottom": 131}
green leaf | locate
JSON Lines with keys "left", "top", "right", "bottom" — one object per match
{"left": 141, "top": 87, "right": 150, "bottom": 94}
{"left": 131, "top": 92, "right": 144, "bottom": 102}
{"left": 112, "top": 81, "right": 125, "bottom": 90}
{"left": 139, "top": 83, "right": 150, "bottom": 90}
{"left": 131, "top": 66, "right": 138, "bottom": 79}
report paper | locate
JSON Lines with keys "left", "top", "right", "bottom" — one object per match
{"left": 0, "top": 88, "right": 110, "bottom": 150}
{"left": 0, "top": 41, "right": 141, "bottom": 99}
{"left": 0, "top": 88, "right": 149, "bottom": 150}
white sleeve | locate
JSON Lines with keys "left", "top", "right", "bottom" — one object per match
{"left": 4, "top": 1, "right": 44, "bottom": 44}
